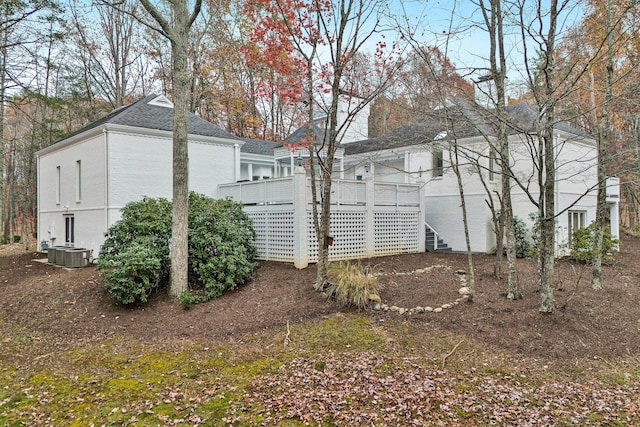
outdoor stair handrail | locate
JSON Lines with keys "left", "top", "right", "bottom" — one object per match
{"left": 425, "top": 221, "right": 439, "bottom": 251}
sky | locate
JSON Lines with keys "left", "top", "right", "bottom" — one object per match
{"left": 385, "top": 0, "right": 587, "bottom": 95}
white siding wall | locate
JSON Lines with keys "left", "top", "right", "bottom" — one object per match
{"left": 38, "top": 132, "right": 107, "bottom": 254}
{"left": 337, "top": 100, "right": 370, "bottom": 144}
{"left": 39, "top": 128, "right": 238, "bottom": 258}
{"left": 424, "top": 193, "right": 491, "bottom": 253}
{"left": 418, "top": 134, "right": 598, "bottom": 253}
{"left": 108, "top": 131, "right": 236, "bottom": 209}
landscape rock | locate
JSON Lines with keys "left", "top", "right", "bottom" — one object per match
{"left": 434, "top": 307, "right": 443, "bottom": 313}
{"left": 458, "top": 286, "right": 470, "bottom": 296}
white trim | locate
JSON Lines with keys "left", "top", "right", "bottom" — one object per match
{"left": 148, "top": 95, "right": 174, "bottom": 108}
{"left": 36, "top": 123, "right": 243, "bottom": 157}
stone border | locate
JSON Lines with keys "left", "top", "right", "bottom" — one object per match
{"left": 371, "top": 265, "right": 471, "bottom": 315}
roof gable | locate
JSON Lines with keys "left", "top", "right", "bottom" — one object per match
{"left": 56, "top": 94, "right": 240, "bottom": 143}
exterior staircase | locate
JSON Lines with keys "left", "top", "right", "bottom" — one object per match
{"left": 425, "top": 224, "right": 452, "bottom": 252}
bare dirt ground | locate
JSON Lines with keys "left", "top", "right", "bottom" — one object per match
{"left": 1, "top": 234, "right": 639, "bottom": 364}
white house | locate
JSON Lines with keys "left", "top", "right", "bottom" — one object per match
{"left": 37, "top": 93, "right": 619, "bottom": 265}
{"left": 340, "top": 100, "right": 620, "bottom": 254}
{"left": 36, "top": 94, "right": 244, "bottom": 256}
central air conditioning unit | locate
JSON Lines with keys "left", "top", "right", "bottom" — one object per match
{"left": 55, "top": 247, "right": 69, "bottom": 265}
{"left": 64, "top": 248, "right": 92, "bottom": 268}
{"left": 48, "top": 246, "right": 66, "bottom": 263}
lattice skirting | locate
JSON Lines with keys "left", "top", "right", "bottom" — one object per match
{"left": 373, "top": 211, "right": 420, "bottom": 256}
{"left": 307, "top": 210, "right": 367, "bottom": 263}
{"left": 247, "top": 210, "right": 295, "bottom": 262}
{"left": 247, "top": 207, "right": 421, "bottom": 265}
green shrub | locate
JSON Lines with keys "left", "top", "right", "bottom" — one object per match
{"left": 568, "top": 223, "right": 618, "bottom": 264}
{"left": 98, "top": 194, "right": 256, "bottom": 305}
{"left": 496, "top": 212, "right": 533, "bottom": 258}
{"left": 98, "top": 198, "right": 172, "bottom": 304}
{"left": 99, "top": 239, "right": 164, "bottom": 304}
{"left": 325, "top": 261, "right": 380, "bottom": 309}
{"left": 187, "top": 193, "right": 257, "bottom": 300}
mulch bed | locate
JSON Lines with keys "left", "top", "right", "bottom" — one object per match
{"left": 1, "top": 234, "right": 639, "bottom": 363}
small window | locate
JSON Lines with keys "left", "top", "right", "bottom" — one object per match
{"left": 568, "top": 211, "right": 587, "bottom": 243}
{"left": 433, "top": 146, "right": 443, "bottom": 177}
{"left": 56, "top": 166, "right": 61, "bottom": 204}
{"left": 356, "top": 175, "right": 363, "bottom": 181}
{"left": 76, "top": 160, "right": 82, "bottom": 202}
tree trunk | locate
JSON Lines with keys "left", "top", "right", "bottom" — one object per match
{"left": 450, "top": 143, "right": 475, "bottom": 300}
{"left": 168, "top": 4, "right": 191, "bottom": 298}
{"left": 139, "top": 0, "right": 202, "bottom": 298}
{"left": 0, "top": 32, "right": 6, "bottom": 245}
{"left": 591, "top": 0, "right": 615, "bottom": 290}
{"left": 479, "top": 0, "right": 520, "bottom": 297}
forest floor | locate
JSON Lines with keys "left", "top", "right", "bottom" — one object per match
{"left": 1, "top": 235, "right": 639, "bottom": 425}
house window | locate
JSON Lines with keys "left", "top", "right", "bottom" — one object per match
{"left": 568, "top": 211, "right": 586, "bottom": 242}
{"left": 489, "top": 148, "right": 497, "bottom": 181}
{"left": 76, "top": 160, "right": 82, "bottom": 202}
{"left": 56, "top": 166, "right": 61, "bottom": 204}
{"left": 65, "top": 215, "right": 75, "bottom": 246}
{"left": 433, "top": 147, "right": 443, "bottom": 177}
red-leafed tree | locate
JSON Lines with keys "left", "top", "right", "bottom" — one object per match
{"left": 245, "top": 0, "right": 401, "bottom": 289}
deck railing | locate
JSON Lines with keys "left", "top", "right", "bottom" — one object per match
{"left": 218, "top": 169, "right": 425, "bottom": 267}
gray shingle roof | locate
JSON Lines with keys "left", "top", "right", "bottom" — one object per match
{"left": 59, "top": 94, "right": 241, "bottom": 142}
{"left": 240, "top": 137, "right": 278, "bottom": 155}
{"left": 283, "top": 123, "right": 329, "bottom": 147}
{"left": 344, "top": 100, "right": 591, "bottom": 155}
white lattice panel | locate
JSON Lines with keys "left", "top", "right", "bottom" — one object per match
{"left": 247, "top": 209, "right": 295, "bottom": 262}
{"left": 266, "top": 211, "right": 295, "bottom": 261}
{"left": 373, "top": 211, "right": 420, "bottom": 256}
{"left": 307, "top": 210, "right": 367, "bottom": 263}
{"left": 247, "top": 211, "right": 268, "bottom": 255}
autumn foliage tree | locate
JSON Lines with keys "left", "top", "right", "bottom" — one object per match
{"left": 245, "top": 0, "right": 400, "bottom": 289}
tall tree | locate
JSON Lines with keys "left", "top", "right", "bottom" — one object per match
{"left": 247, "top": 0, "right": 398, "bottom": 289}
{"left": 478, "top": 0, "right": 521, "bottom": 299}
{"left": 137, "top": 0, "right": 203, "bottom": 297}
{"left": 591, "top": 0, "right": 616, "bottom": 289}
{"left": 1, "top": 0, "right": 60, "bottom": 244}
{"left": 68, "top": 0, "right": 150, "bottom": 109}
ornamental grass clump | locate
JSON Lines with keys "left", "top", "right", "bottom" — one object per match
{"left": 325, "top": 260, "right": 380, "bottom": 309}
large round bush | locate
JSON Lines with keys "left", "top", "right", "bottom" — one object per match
{"left": 98, "top": 198, "right": 172, "bottom": 304}
{"left": 98, "top": 194, "right": 256, "bottom": 305}
{"left": 188, "top": 193, "right": 257, "bottom": 299}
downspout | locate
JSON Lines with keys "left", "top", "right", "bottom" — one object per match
{"left": 104, "top": 128, "right": 109, "bottom": 235}
{"left": 404, "top": 151, "right": 410, "bottom": 183}
{"left": 234, "top": 143, "right": 240, "bottom": 182}
{"left": 36, "top": 153, "right": 41, "bottom": 250}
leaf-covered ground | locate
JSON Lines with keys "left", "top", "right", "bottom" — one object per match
{"left": 1, "top": 235, "right": 639, "bottom": 425}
